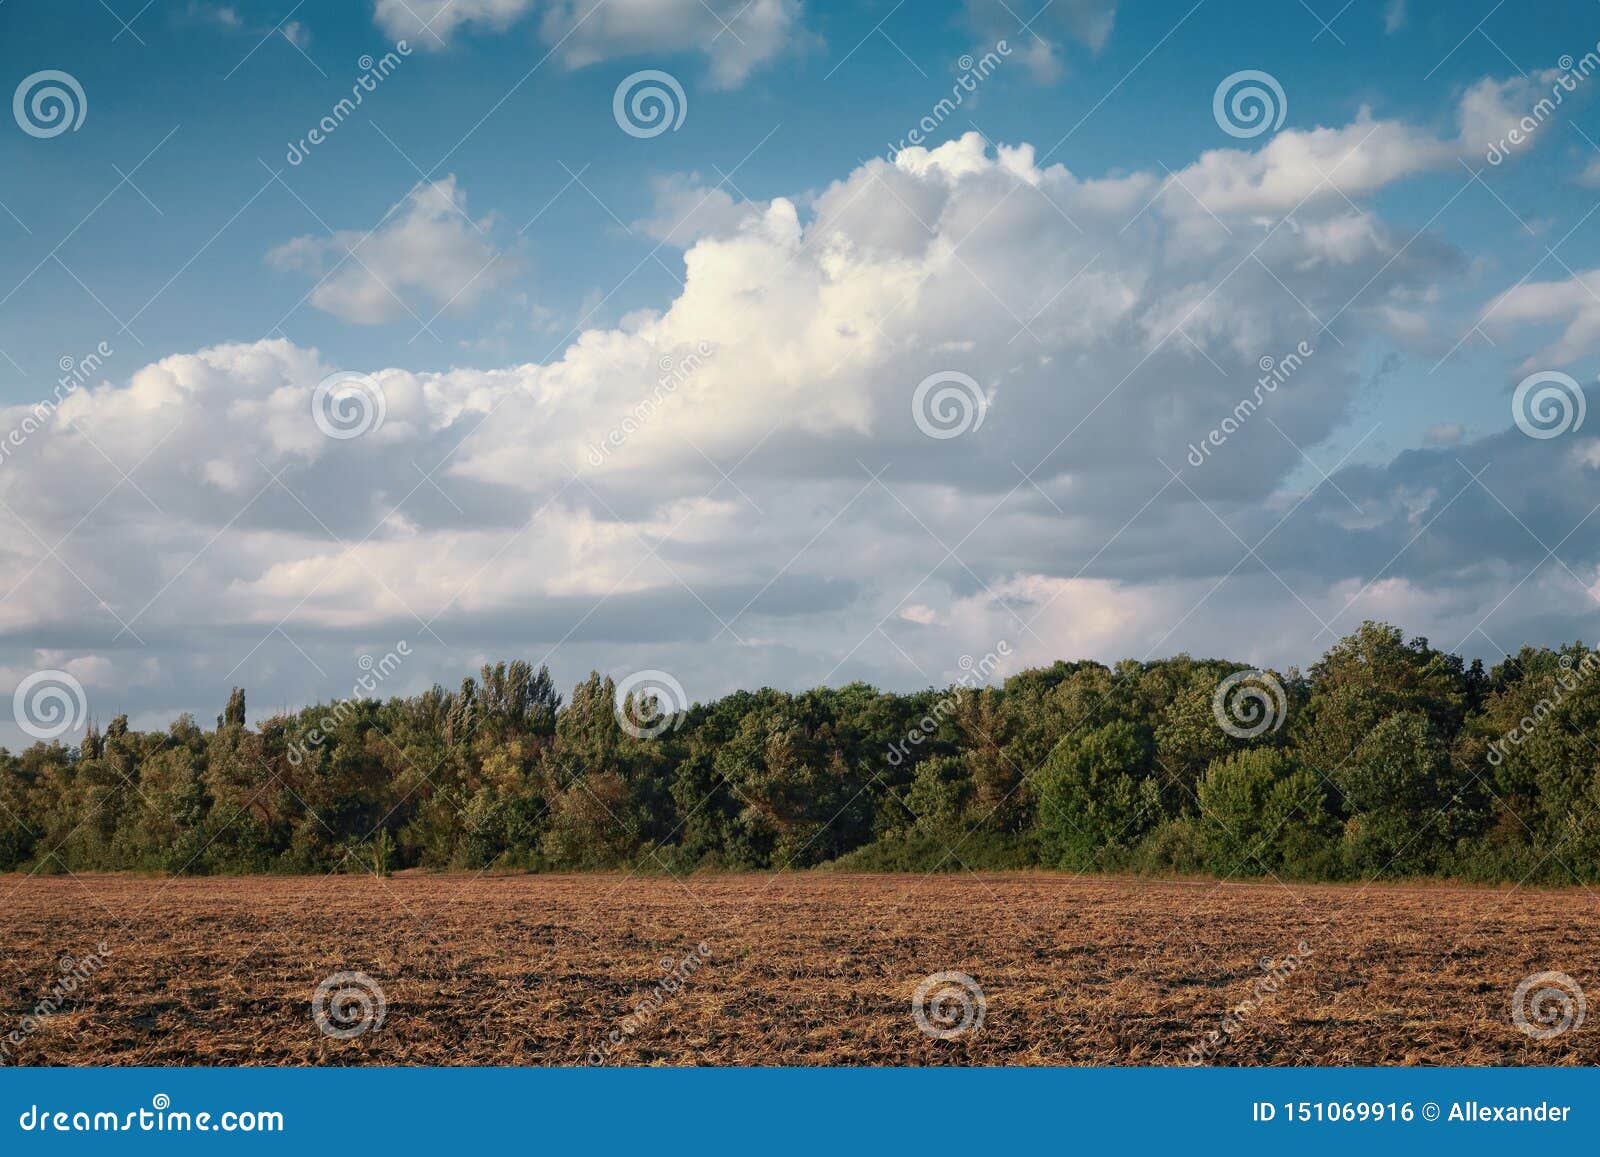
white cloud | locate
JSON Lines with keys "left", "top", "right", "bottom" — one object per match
{"left": 1456, "top": 69, "right": 1576, "bottom": 163}
{"left": 544, "top": 0, "right": 802, "bottom": 88}
{"left": 1171, "top": 112, "right": 1454, "bottom": 217}
{"left": 1481, "top": 269, "right": 1600, "bottom": 369}
{"left": 371, "top": 0, "right": 536, "bottom": 45}
{"left": 372, "top": 0, "right": 801, "bottom": 86}
{"left": 634, "top": 174, "right": 764, "bottom": 246}
{"left": 266, "top": 176, "right": 514, "bottom": 325}
{"left": 2, "top": 119, "right": 1586, "bottom": 736}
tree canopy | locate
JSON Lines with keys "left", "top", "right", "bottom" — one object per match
{"left": 3, "top": 623, "right": 1595, "bottom": 884}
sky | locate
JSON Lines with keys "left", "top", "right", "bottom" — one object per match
{"left": 1, "top": 0, "right": 1599, "bottom": 744}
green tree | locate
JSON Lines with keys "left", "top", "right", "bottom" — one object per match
{"left": 1034, "top": 721, "right": 1162, "bottom": 869}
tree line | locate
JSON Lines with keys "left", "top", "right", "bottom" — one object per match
{"left": 2, "top": 621, "right": 1597, "bottom": 883}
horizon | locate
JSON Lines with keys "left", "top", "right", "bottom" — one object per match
{"left": 23, "top": 618, "right": 1595, "bottom": 745}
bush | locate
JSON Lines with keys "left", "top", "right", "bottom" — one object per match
{"left": 1035, "top": 722, "right": 1161, "bottom": 870}
{"left": 1194, "top": 749, "right": 1338, "bottom": 878}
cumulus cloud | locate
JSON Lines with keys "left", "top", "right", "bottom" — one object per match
{"left": 1480, "top": 269, "right": 1600, "bottom": 369}
{"left": 1456, "top": 69, "right": 1587, "bottom": 163}
{"left": 2, "top": 120, "right": 1591, "bottom": 739}
{"left": 633, "top": 174, "right": 764, "bottom": 246}
{"left": 1152, "top": 70, "right": 1580, "bottom": 226}
{"left": 372, "top": 0, "right": 801, "bottom": 86}
{"left": 266, "top": 177, "right": 515, "bottom": 325}
{"left": 1171, "top": 112, "right": 1455, "bottom": 217}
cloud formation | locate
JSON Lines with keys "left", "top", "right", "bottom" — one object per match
{"left": 266, "top": 177, "right": 514, "bottom": 325}
{"left": 372, "top": 0, "right": 802, "bottom": 86}
{"left": 3, "top": 108, "right": 1595, "bottom": 741}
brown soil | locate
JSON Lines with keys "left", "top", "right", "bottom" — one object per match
{"left": 0, "top": 871, "right": 1594, "bottom": 1065}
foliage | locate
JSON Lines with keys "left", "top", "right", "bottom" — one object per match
{"left": 0, "top": 623, "right": 1592, "bottom": 882}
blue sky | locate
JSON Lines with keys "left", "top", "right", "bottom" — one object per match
{"left": 2, "top": 0, "right": 1600, "bottom": 741}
